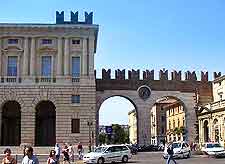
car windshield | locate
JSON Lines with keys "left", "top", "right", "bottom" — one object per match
{"left": 172, "top": 143, "right": 181, "bottom": 148}
{"left": 206, "top": 143, "right": 222, "bottom": 148}
{"left": 94, "top": 147, "right": 107, "bottom": 153}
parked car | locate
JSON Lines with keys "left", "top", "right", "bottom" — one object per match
{"left": 201, "top": 142, "right": 225, "bottom": 157}
{"left": 127, "top": 145, "right": 138, "bottom": 155}
{"left": 138, "top": 144, "right": 159, "bottom": 152}
{"left": 163, "top": 141, "right": 191, "bottom": 159}
{"left": 83, "top": 145, "right": 132, "bottom": 164}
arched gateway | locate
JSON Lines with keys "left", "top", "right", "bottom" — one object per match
{"left": 96, "top": 69, "right": 213, "bottom": 145}
{"left": 1, "top": 101, "right": 21, "bottom": 146}
{"left": 35, "top": 100, "right": 56, "bottom": 146}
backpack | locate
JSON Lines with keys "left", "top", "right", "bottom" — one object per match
{"left": 167, "top": 145, "right": 174, "bottom": 155}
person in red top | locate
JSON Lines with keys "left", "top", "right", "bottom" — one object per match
{"left": 77, "top": 142, "right": 83, "bottom": 160}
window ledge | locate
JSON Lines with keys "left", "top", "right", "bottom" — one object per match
{"left": 71, "top": 103, "right": 81, "bottom": 107}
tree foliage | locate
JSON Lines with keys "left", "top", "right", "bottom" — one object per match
{"left": 112, "top": 124, "right": 129, "bottom": 144}
{"left": 98, "top": 132, "right": 107, "bottom": 145}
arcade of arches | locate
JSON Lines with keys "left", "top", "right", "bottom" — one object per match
{"left": 96, "top": 89, "right": 198, "bottom": 145}
{"left": 0, "top": 100, "right": 56, "bottom": 146}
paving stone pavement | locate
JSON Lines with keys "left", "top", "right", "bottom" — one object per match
{"left": 2, "top": 151, "right": 225, "bottom": 164}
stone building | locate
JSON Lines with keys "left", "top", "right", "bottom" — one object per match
{"left": 128, "top": 109, "right": 137, "bottom": 144}
{"left": 0, "top": 11, "right": 216, "bottom": 148}
{"left": 198, "top": 75, "right": 225, "bottom": 146}
{"left": 150, "top": 103, "right": 167, "bottom": 145}
{"left": 165, "top": 102, "right": 186, "bottom": 142}
{"left": 0, "top": 11, "right": 99, "bottom": 146}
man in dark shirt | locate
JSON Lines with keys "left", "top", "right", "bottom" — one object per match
{"left": 166, "top": 143, "right": 177, "bottom": 164}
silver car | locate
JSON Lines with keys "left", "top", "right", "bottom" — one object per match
{"left": 163, "top": 142, "right": 191, "bottom": 159}
{"left": 83, "top": 145, "right": 132, "bottom": 164}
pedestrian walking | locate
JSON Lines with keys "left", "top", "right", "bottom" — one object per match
{"left": 2, "top": 148, "right": 16, "bottom": 164}
{"left": 22, "top": 146, "right": 39, "bottom": 164}
{"left": 47, "top": 150, "right": 57, "bottom": 164}
{"left": 62, "top": 145, "right": 70, "bottom": 164}
{"left": 166, "top": 143, "right": 177, "bottom": 164}
{"left": 54, "top": 143, "right": 61, "bottom": 164}
{"left": 77, "top": 142, "right": 83, "bottom": 160}
{"left": 68, "top": 144, "right": 74, "bottom": 162}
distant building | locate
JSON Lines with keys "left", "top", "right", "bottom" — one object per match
{"left": 198, "top": 75, "right": 225, "bottom": 146}
{"left": 150, "top": 103, "right": 167, "bottom": 145}
{"left": 165, "top": 102, "right": 185, "bottom": 142}
{"left": 128, "top": 109, "right": 137, "bottom": 144}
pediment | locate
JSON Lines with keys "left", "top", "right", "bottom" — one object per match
{"left": 198, "top": 106, "right": 211, "bottom": 114}
{"left": 2, "top": 46, "right": 23, "bottom": 52}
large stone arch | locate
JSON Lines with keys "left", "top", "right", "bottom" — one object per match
{"left": 149, "top": 91, "right": 196, "bottom": 143}
{"left": 97, "top": 90, "right": 197, "bottom": 145}
{"left": 0, "top": 94, "right": 24, "bottom": 146}
{"left": 96, "top": 90, "right": 152, "bottom": 145}
{"left": 1, "top": 100, "right": 21, "bottom": 146}
{"left": 0, "top": 94, "right": 25, "bottom": 110}
{"left": 31, "top": 95, "right": 58, "bottom": 110}
{"left": 35, "top": 100, "right": 56, "bottom": 146}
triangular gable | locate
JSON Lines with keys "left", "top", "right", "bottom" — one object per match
{"left": 197, "top": 106, "right": 211, "bottom": 114}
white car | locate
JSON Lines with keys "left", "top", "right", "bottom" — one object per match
{"left": 163, "top": 141, "right": 191, "bottom": 159}
{"left": 83, "top": 145, "right": 132, "bottom": 164}
{"left": 201, "top": 142, "right": 225, "bottom": 157}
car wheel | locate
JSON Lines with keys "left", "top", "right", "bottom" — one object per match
{"left": 187, "top": 151, "right": 191, "bottom": 158}
{"left": 122, "top": 155, "right": 128, "bottom": 163}
{"left": 97, "top": 157, "right": 104, "bottom": 164}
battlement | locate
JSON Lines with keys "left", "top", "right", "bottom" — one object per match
{"left": 56, "top": 11, "right": 93, "bottom": 24}
{"left": 96, "top": 69, "right": 221, "bottom": 82}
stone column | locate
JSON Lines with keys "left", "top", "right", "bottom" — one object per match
{"left": 137, "top": 106, "right": 151, "bottom": 145}
{"left": 185, "top": 106, "right": 197, "bottom": 143}
{"left": 64, "top": 38, "right": 70, "bottom": 76}
{"left": 88, "top": 37, "right": 95, "bottom": 77}
{"left": 82, "top": 38, "right": 88, "bottom": 76}
{"left": 0, "top": 110, "right": 2, "bottom": 144}
{"left": 30, "top": 38, "right": 36, "bottom": 77}
{"left": 22, "top": 37, "right": 29, "bottom": 77}
{"left": 199, "top": 119, "right": 202, "bottom": 143}
{"left": 0, "top": 39, "right": 2, "bottom": 77}
{"left": 208, "top": 118, "right": 212, "bottom": 141}
{"left": 57, "top": 38, "right": 63, "bottom": 83}
{"left": 21, "top": 110, "right": 35, "bottom": 146}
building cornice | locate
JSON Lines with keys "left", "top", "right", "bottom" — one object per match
{"left": 214, "top": 75, "right": 225, "bottom": 83}
{"left": 0, "top": 23, "right": 99, "bottom": 29}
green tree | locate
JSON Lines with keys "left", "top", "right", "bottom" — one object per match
{"left": 112, "top": 124, "right": 127, "bottom": 144}
{"left": 98, "top": 132, "right": 107, "bottom": 145}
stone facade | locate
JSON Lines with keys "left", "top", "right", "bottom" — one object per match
{"left": 0, "top": 11, "right": 99, "bottom": 146}
{"left": 150, "top": 102, "right": 173, "bottom": 145}
{"left": 128, "top": 109, "right": 137, "bottom": 144}
{"left": 165, "top": 102, "right": 186, "bottom": 142}
{"left": 198, "top": 75, "right": 225, "bottom": 147}
{"left": 96, "top": 69, "right": 214, "bottom": 145}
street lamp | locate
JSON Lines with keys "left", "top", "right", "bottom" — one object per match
{"left": 87, "top": 120, "right": 93, "bottom": 152}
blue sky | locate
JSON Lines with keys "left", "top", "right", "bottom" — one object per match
{"left": 1, "top": 0, "right": 225, "bottom": 125}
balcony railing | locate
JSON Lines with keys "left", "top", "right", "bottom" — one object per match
{"left": 35, "top": 76, "right": 56, "bottom": 83}
{"left": 210, "top": 99, "right": 225, "bottom": 110}
{"left": 0, "top": 76, "right": 81, "bottom": 84}
{"left": 0, "top": 76, "right": 21, "bottom": 83}
{"left": 72, "top": 77, "right": 80, "bottom": 83}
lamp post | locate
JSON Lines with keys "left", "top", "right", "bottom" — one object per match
{"left": 87, "top": 120, "right": 93, "bottom": 152}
